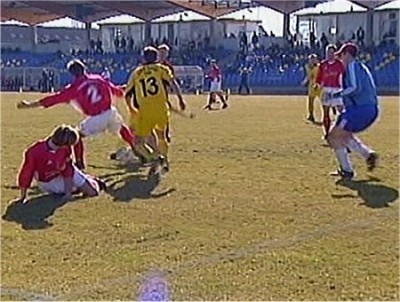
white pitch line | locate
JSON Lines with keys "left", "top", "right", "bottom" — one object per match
{"left": 0, "top": 286, "right": 57, "bottom": 301}
{"left": 56, "top": 210, "right": 397, "bottom": 300}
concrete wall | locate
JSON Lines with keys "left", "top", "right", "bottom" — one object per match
{"left": 99, "top": 19, "right": 260, "bottom": 52}
{"left": 1, "top": 24, "right": 100, "bottom": 52}
{"left": 297, "top": 9, "right": 399, "bottom": 45}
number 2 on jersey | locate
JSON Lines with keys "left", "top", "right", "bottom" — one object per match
{"left": 140, "top": 77, "right": 159, "bottom": 97}
{"left": 87, "top": 85, "right": 102, "bottom": 104}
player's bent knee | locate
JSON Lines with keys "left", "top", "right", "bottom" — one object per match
{"left": 80, "top": 181, "right": 99, "bottom": 197}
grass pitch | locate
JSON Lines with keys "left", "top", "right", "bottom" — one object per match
{"left": 1, "top": 93, "right": 399, "bottom": 301}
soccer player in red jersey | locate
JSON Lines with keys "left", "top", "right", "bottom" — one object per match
{"left": 316, "top": 44, "right": 345, "bottom": 139}
{"left": 17, "top": 59, "right": 136, "bottom": 169}
{"left": 203, "top": 59, "right": 228, "bottom": 110}
{"left": 15, "top": 125, "right": 105, "bottom": 204}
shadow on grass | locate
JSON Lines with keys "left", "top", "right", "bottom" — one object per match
{"left": 2, "top": 195, "right": 84, "bottom": 230}
{"left": 88, "top": 162, "right": 142, "bottom": 172}
{"left": 106, "top": 173, "right": 176, "bottom": 203}
{"left": 333, "top": 177, "right": 399, "bottom": 208}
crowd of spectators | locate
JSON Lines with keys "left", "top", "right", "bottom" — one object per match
{"left": 1, "top": 27, "right": 399, "bottom": 91}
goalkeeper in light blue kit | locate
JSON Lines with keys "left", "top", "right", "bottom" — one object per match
{"left": 326, "top": 43, "right": 379, "bottom": 179}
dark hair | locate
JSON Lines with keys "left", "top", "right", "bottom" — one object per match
{"left": 51, "top": 125, "right": 79, "bottom": 146}
{"left": 326, "top": 44, "right": 337, "bottom": 52}
{"left": 143, "top": 46, "right": 158, "bottom": 63}
{"left": 67, "top": 59, "right": 86, "bottom": 77}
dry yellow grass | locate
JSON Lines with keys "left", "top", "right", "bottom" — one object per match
{"left": 1, "top": 93, "right": 399, "bottom": 301}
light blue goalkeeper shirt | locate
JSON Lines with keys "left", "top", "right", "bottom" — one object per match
{"left": 340, "top": 60, "right": 378, "bottom": 108}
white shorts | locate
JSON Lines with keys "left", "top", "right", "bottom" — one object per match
{"left": 36, "top": 166, "right": 91, "bottom": 195}
{"left": 79, "top": 106, "right": 123, "bottom": 137}
{"left": 322, "top": 87, "right": 343, "bottom": 107}
{"left": 210, "top": 81, "right": 222, "bottom": 93}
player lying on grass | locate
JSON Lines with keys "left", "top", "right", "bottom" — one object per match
{"left": 316, "top": 44, "right": 345, "bottom": 139}
{"left": 124, "top": 46, "right": 186, "bottom": 174}
{"left": 15, "top": 125, "right": 106, "bottom": 204}
{"left": 17, "top": 59, "right": 136, "bottom": 170}
{"left": 326, "top": 43, "right": 379, "bottom": 179}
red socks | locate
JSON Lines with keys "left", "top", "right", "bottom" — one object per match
{"left": 119, "top": 125, "right": 136, "bottom": 149}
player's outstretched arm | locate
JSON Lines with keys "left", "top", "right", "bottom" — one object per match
{"left": 17, "top": 100, "right": 42, "bottom": 109}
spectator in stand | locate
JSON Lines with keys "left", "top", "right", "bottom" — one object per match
{"left": 89, "top": 39, "right": 96, "bottom": 54}
{"left": 270, "top": 31, "right": 275, "bottom": 37}
{"left": 120, "top": 37, "right": 127, "bottom": 53}
{"left": 96, "top": 38, "right": 103, "bottom": 54}
{"left": 310, "top": 32, "right": 316, "bottom": 48}
{"left": 357, "top": 26, "right": 365, "bottom": 46}
{"left": 128, "top": 37, "right": 134, "bottom": 53}
{"left": 251, "top": 31, "right": 259, "bottom": 48}
{"left": 114, "top": 37, "right": 120, "bottom": 53}
{"left": 41, "top": 69, "right": 49, "bottom": 93}
{"left": 320, "top": 32, "right": 329, "bottom": 50}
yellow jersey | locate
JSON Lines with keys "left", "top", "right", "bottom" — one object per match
{"left": 305, "top": 63, "right": 319, "bottom": 88}
{"left": 125, "top": 63, "right": 174, "bottom": 113}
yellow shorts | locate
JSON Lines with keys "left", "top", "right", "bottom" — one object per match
{"left": 309, "top": 88, "right": 322, "bottom": 99}
{"left": 134, "top": 110, "right": 170, "bottom": 137}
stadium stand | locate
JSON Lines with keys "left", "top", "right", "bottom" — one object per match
{"left": 1, "top": 41, "right": 398, "bottom": 91}
{"left": 1, "top": 0, "right": 399, "bottom": 93}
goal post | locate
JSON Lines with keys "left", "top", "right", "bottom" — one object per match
{"left": 174, "top": 65, "right": 205, "bottom": 94}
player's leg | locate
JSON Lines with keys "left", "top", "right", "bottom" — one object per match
{"left": 78, "top": 110, "right": 116, "bottom": 168}
{"left": 238, "top": 83, "right": 243, "bottom": 94}
{"left": 203, "top": 92, "right": 215, "bottom": 110}
{"left": 347, "top": 134, "right": 379, "bottom": 171}
{"left": 306, "top": 93, "right": 316, "bottom": 122}
{"left": 322, "top": 105, "right": 331, "bottom": 139}
{"left": 134, "top": 114, "right": 160, "bottom": 163}
{"left": 107, "top": 108, "right": 135, "bottom": 149}
{"left": 213, "top": 81, "right": 227, "bottom": 109}
{"left": 154, "top": 115, "right": 170, "bottom": 172}
{"left": 245, "top": 83, "right": 250, "bottom": 95}
{"left": 327, "top": 125, "right": 354, "bottom": 178}
{"left": 105, "top": 108, "right": 136, "bottom": 150}
{"left": 217, "top": 91, "right": 228, "bottom": 109}
{"left": 118, "top": 124, "right": 135, "bottom": 149}
{"left": 72, "top": 165, "right": 104, "bottom": 197}
{"left": 344, "top": 106, "right": 379, "bottom": 171}
{"left": 37, "top": 166, "right": 104, "bottom": 197}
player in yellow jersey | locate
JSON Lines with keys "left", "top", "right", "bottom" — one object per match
{"left": 302, "top": 54, "right": 322, "bottom": 123}
{"left": 125, "top": 46, "right": 186, "bottom": 174}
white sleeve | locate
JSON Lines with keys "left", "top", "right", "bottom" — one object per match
{"left": 341, "top": 62, "right": 358, "bottom": 96}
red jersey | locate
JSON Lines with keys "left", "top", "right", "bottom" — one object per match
{"left": 208, "top": 66, "right": 222, "bottom": 82}
{"left": 39, "top": 73, "right": 124, "bottom": 116}
{"left": 316, "top": 59, "right": 345, "bottom": 88}
{"left": 18, "top": 140, "right": 74, "bottom": 189}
